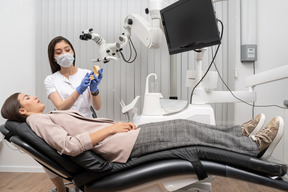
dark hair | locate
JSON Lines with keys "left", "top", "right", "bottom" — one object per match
{"left": 47, "top": 36, "right": 76, "bottom": 74}
{"left": 1, "top": 93, "right": 26, "bottom": 122}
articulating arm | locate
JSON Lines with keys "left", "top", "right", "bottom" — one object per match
{"left": 79, "top": 0, "right": 168, "bottom": 63}
{"left": 80, "top": 28, "right": 125, "bottom": 63}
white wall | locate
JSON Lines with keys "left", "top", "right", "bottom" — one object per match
{"left": 233, "top": 0, "right": 288, "bottom": 161}
{"left": 0, "top": 0, "right": 287, "bottom": 172}
{"left": 0, "top": 0, "right": 42, "bottom": 172}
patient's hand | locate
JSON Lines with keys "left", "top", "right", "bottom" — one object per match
{"left": 109, "top": 122, "right": 136, "bottom": 134}
{"left": 90, "top": 122, "right": 137, "bottom": 145}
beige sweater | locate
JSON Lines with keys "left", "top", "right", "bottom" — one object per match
{"left": 26, "top": 110, "right": 140, "bottom": 163}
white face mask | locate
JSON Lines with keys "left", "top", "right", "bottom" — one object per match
{"left": 55, "top": 53, "right": 74, "bottom": 68}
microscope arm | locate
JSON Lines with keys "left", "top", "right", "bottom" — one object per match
{"left": 79, "top": 0, "right": 168, "bottom": 63}
{"left": 122, "top": 0, "right": 167, "bottom": 49}
{"left": 80, "top": 28, "right": 121, "bottom": 63}
{"left": 122, "top": 13, "right": 163, "bottom": 49}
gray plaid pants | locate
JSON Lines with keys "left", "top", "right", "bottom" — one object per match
{"left": 130, "top": 119, "right": 259, "bottom": 158}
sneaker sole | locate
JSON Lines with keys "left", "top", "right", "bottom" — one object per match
{"left": 249, "top": 113, "right": 266, "bottom": 136}
{"left": 260, "top": 116, "right": 284, "bottom": 160}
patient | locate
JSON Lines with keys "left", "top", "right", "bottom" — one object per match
{"left": 1, "top": 93, "right": 285, "bottom": 164}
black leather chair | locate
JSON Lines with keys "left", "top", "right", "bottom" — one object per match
{"left": 1, "top": 120, "right": 288, "bottom": 192}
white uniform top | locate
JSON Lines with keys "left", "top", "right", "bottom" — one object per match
{"left": 44, "top": 68, "right": 93, "bottom": 118}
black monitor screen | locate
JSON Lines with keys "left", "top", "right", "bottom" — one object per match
{"left": 160, "top": 0, "right": 221, "bottom": 55}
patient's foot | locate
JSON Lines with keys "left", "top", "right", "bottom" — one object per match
{"left": 242, "top": 113, "right": 265, "bottom": 136}
{"left": 251, "top": 116, "right": 284, "bottom": 160}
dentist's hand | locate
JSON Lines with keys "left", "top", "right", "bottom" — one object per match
{"left": 90, "top": 68, "right": 103, "bottom": 93}
{"left": 76, "top": 72, "right": 91, "bottom": 94}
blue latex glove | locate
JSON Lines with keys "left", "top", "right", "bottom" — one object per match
{"left": 90, "top": 68, "right": 103, "bottom": 93}
{"left": 76, "top": 72, "right": 91, "bottom": 94}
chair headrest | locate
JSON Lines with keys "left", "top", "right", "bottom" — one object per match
{"left": 0, "top": 123, "right": 12, "bottom": 141}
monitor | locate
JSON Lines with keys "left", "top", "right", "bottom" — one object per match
{"left": 160, "top": 0, "right": 221, "bottom": 55}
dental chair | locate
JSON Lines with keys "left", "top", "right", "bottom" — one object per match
{"left": 1, "top": 120, "right": 288, "bottom": 192}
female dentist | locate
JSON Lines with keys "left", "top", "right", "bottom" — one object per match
{"left": 44, "top": 36, "right": 104, "bottom": 192}
{"left": 45, "top": 36, "right": 103, "bottom": 118}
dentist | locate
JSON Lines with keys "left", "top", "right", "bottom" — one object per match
{"left": 44, "top": 36, "right": 104, "bottom": 191}
{"left": 45, "top": 36, "right": 103, "bottom": 118}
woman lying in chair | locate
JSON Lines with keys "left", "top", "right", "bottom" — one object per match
{"left": 1, "top": 92, "right": 284, "bottom": 166}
